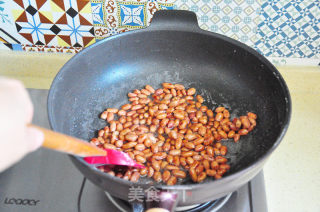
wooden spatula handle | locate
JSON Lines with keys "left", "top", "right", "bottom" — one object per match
{"left": 30, "top": 125, "right": 106, "bottom": 157}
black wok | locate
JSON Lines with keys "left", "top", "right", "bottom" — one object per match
{"left": 48, "top": 10, "right": 291, "bottom": 210}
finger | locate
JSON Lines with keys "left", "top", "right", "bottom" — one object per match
{"left": 25, "top": 127, "right": 44, "bottom": 152}
{"left": 23, "top": 89, "right": 33, "bottom": 124}
{"left": 0, "top": 78, "right": 33, "bottom": 123}
{"left": 15, "top": 81, "right": 33, "bottom": 123}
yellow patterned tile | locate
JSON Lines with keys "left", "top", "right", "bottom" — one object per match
{"left": 222, "top": 5, "right": 232, "bottom": 15}
{"left": 221, "top": 24, "right": 230, "bottom": 33}
{"left": 231, "top": 34, "right": 239, "bottom": 40}
{"left": 241, "top": 25, "right": 251, "bottom": 34}
{"left": 179, "top": 4, "right": 189, "bottom": 10}
{"left": 201, "top": 5, "right": 210, "bottom": 14}
{"left": 80, "top": 2, "right": 92, "bottom": 13}
{"left": 200, "top": 23, "right": 209, "bottom": 30}
{"left": 50, "top": 1, "right": 64, "bottom": 12}
{"left": 213, "top": 0, "right": 223, "bottom": 4}
{"left": 40, "top": 11, "right": 54, "bottom": 22}
{"left": 232, "top": 15, "right": 241, "bottom": 24}
{"left": 211, "top": 15, "right": 220, "bottom": 23}
{"left": 244, "top": 6, "right": 254, "bottom": 15}
{"left": 11, "top": 9, "right": 24, "bottom": 20}
{"left": 234, "top": 0, "right": 245, "bottom": 6}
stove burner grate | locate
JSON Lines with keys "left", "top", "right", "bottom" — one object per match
{"left": 105, "top": 192, "right": 232, "bottom": 212}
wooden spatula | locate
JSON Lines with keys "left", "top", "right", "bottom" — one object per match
{"left": 30, "top": 125, "right": 144, "bottom": 168}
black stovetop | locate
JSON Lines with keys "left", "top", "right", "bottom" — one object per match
{"left": 0, "top": 89, "right": 268, "bottom": 212}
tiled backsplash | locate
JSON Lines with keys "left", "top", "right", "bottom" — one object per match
{"left": 0, "top": 0, "right": 319, "bottom": 59}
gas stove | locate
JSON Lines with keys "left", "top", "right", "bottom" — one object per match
{"left": 0, "top": 89, "right": 268, "bottom": 212}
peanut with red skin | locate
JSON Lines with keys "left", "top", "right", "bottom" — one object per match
{"left": 93, "top": 83, "right": 257, "bottom": 184}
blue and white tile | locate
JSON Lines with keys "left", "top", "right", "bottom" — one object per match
{"left": 117, "top": 1, "right": 148, "bottom": 28}
{"left": 175, "top": 0, "right": 261, "bottom": 46}
{"left": 0, "top": 0, "right": 31, "bottom": 47}
{"left": 91, "top": 1, "right": 104, "bottom": 25}
{"left": 255, "top": 0, "right": 320, "bottom": 58}
{"left": 90, "top": 0, "right": 175, "bottom": 40}
{"left": 267, "top": 56, "right": 320, "bottom": 66}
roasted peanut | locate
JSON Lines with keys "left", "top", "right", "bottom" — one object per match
{"left": 122, "top": 104, "right": 132, "bottom": 110}
{"left": 130, "top": 172, "right": 140, "bottom": 182}
{"left": 247, "top": 112, "right": 257, "bottom": 119}
{"left": 174, "top": 84, "right": 185, "bottom": 90}
{"left": 206, "top": 169, "right": 217, "bottom": 176}
{"left": 234, "top": 134, "right": 240, "bottom": 142}
{"left": 93, "top": 83, "right": 257, "bottom": 184}
{"left": 175, "top": 138, "right": 182, "bottom": 150}
{"left": 203, "top": 160, "right": 210, "bottom": 170}
{"left": 187, "top": 88, "right": 196, "bottom": 95}
{"left": 182, "top": 151, "right": 194, "bottom": 157}
{"left": 125, "top": 133, "right": 138, "bottom": 142}
{"left": 136, "top": 155, "right": 146, "bottom": 163}
{"left": 186, "top": 157, "right": 194, "bottom": 165}
{"left": 103, "top": 143, "right": 116, "bottom": 149}
{"left": 185, "top": 142, "right": 195, "bottom": 149}
{"left": 216, "top": 156, "right": 228, "bottom": 163}
{"left": 148, "top": 167, "right": 154, "bottom": 177}
{"left": 228, "top": 130, "right": 235, "bottom": 138}
{"left": 185, "top": 133, "right": 197, "bottom": 141}
{"left": 215, "top": 107, "right": 225, "bottom": 113}
{"left": 115, "top": 140, "right": 123, "bottom": 148}
{"left": 167, "top": 176, "right": 177, "bottom": 185}
{"left": 189, "top": 168, "right": 197, "bottom": 182}
{"left": 173, "top": 156, "right": 180, "bottom": 166}
{"left": 162, "top": 170, "right": 171, "bottom": 182}
{"left": 220, "top": 146, "right": 227, "bottom": 155}
{"left": 211, "top": 161, "right": 219, "bottom": 170}
{"left": 197, "top": 172, "right": 206, "bottom": 182}
{"left": 161, "top": 161, "right": 168, "bottom": 170}
{"left": 239, "top": 129, "right": 249, "bottom": 135}
{"left": 140, "top": 168, "right": 148, "bottom": 176}
{"left": 166, "top": 165, "right": 179, "bottom": 170}
{"left": 122, "top": 142, "right": 137, "bottom": 149}
{"left": 215, "top": 113, "right": 223, "bottom": 121}
{"left": 172, "top": 170, "right": 186, "bottom": 178}
{"left": 152, "top": 160, "right": 161, "bottom": 171}
{"left": 169, "top": 149, "right": 181, "bottom": 156}
{"left": 153, "top": 171, "right": 162, "bottom": 182}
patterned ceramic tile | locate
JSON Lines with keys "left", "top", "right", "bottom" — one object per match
{"left": 21, "top": 44, "right": 83, "bottom": 53}
{"left": 255, "top": 0, "right": 320, "bottom": 58}
{"left": 0, "top": 41, "right": 22, "bottom": 50}
{"left": 91, "top": 0, "right": 175, "bottom": 40}
{"left": 175, "top": 0, "right": 261, "bottom": 46}
{"left": 267, "top": 57, "right": 320, "bottom": 66}
{"left": 0, "top": 42, "right": 23, "bottom": 50}
{"left": 1, "top": 0, "right": 319, "bottom": 61}
{"left": 0, "top": 0, "right": 31, "bottom": 45}
{"left": 11, "top": 0, "right": 96, "bottom": 47}
{"left": 0, "top": 0, "right": 10, "bottom": 24}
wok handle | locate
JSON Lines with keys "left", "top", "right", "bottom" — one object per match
{"left": 149, "top": 10, "right": 201, "bottom": 32}
{"left": 29, "top": 124, "right": 106, "bottom": 157}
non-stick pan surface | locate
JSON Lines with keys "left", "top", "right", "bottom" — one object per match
{"left": 48, "top": 10, "right": 291, "bottom": 206}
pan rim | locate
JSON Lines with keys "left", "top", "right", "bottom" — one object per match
{"left": 48, "top": 25, "right": 292, "bottom": 190}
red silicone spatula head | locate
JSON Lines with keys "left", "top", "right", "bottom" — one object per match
{"left": 84, "top": 149, "right": 145, "bottom": 169}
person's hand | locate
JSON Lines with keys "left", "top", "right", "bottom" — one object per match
{"left": 0, "top": 78, "right": 43, "bottom": 172}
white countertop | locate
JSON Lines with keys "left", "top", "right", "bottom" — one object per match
{"left": 263, "top": 67, "right": 320, "bottom": 212}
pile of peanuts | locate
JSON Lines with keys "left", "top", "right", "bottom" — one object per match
{"left": 90, "top": 83, "right": 257, "bottom": 185}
